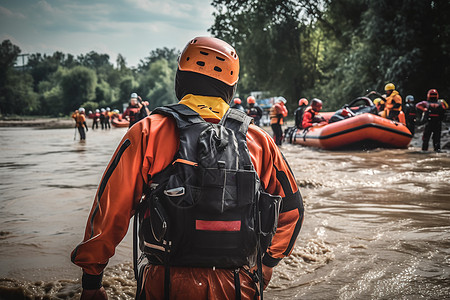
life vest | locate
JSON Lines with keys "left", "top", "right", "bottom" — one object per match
{"left": 294, "top": 106, "right": 306, "bottom": 128}
{"left": 269, "top": 103, "right": 287, "bottom": 125}
{"left": 136, "top": 104, "right": 281, "bottom": 269}
{"left": 404, "top": 103, "right": 416, "bottom": 117}
{"left": 74, "top": 113, "right": 85, "bottom": 128}
{"left": 427, "top": 101, "right": 445, "bottom": 120}
{"left": 126, "top": 106, "right": 143, "bottom": 126}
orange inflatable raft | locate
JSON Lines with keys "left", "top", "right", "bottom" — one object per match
{"left": 290, "top": 113, "right": 412, "bottom": 150}
{"left": 288, "top": 97, "right": 412, "bottom": 150}
{"left": 112, "top": 118, "right": 129, "bottom": 128}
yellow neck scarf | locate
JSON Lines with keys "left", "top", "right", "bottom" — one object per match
{"left": 179, "top": 94, "right": 230, "bottom": 121}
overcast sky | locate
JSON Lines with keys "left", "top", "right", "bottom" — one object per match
{"left": 0, "top": 0, "right": 215, "bottom": 68}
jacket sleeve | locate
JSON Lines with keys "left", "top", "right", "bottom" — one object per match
{"left": 247, "top": 126, "right": 304, "bottom": 268}
{"left": 71, "top": 116, "right": 178, "bottom": 287}
{"left": 416, "top": 101, "right": 428, "bottom": 111}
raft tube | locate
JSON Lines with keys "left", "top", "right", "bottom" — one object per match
{"left": 112, "top": 119, "right": 129, "bottom": 128}
{"left": 291, "top": 113, "right": 412, "bottom": 150}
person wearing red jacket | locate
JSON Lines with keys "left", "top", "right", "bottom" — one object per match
{"left": 71, "top": 37, "right": 304, "bottom": 300}
{"left": 416, "top": 89, "right": 446, "bottom": 152}
{"left": 123, "top": 93, "right": 149, "bottom": 128}
{"left": 302, "top": 98, "right": 327, "bottom": 129}
{"left": 269, "top": 97, "right": 288, "bottom": 145}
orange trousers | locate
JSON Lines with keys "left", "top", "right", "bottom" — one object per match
{"left": 140, "top": 265, "right": 258, "bottom": 300}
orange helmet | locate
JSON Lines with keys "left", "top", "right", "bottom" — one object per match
{"left": 233, "top": 98, "right": 241, "bottom": 105}
{"left": 427, "top": 89, "right": 439, "bottom": 101}
{"left": 178, "top": 36, "right": 239, "bottom": 86}
{"left": 298, "top": 98, "right": 308, "bottom": 106}
{"left": 247, "top": 96, "right": 256, "bottom": 104}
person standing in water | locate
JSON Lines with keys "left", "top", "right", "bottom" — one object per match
{"left": 269, "top": 97, "right": 288, "bottom": 146}
{"left": 123, "top": 93, "right": 149, "bottom": 128}
{"left": 72, "top": 107, "right": 88, "bottom": 141}
{"left": 71, "top": 36, "right": 303, "bottom": 300}
{"left": 416, "top": 89, "right": 446, "bottom": 152}
{"left": 294, "top": 98, "right": 308, "bottom": 129}
{"left": 246, "top": 96, "right": 263, "bottom": 126}
{"left": 404, "top": 95, "right": 417, "bottom": 135}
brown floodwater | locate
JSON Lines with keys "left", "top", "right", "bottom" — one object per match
{"left": 0, "top": 125, "right": 449, "bottom": 299}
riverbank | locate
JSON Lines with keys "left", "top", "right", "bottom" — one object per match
{"left": 0, "top": 117, "right": 74, "bottom": 129}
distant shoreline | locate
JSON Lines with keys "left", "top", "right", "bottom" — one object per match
{"left": 0, "top": 117, "right": 74, "bottom": 129}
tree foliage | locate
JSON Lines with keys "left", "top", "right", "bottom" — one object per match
{"left": 210, "top": 0, "right": 450, "bottom": 111}
{"left": 1, "top": 0, "right": 449, "bottom": 116}
{"left": 0, "top": 42, "right": 179, "bottom": 116}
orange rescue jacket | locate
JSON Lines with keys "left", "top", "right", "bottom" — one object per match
{"left": 71, "top": 94, "right": 303, "bottom": 282}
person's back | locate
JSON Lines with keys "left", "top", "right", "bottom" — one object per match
{"left": 295, "top": 98, "right": 308, "bottom": 128}
{"left": 72, "top": 37, "right": 303, "bottom": 300}
{"left": 416, "top": 89, "right": 445, "bottom": 151}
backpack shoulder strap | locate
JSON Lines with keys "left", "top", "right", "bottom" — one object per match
{"left": 220, "top": 108, "right": 253, "bottom": 137}
{"left": 220, "top": 108, "right": 254, "bottom": 168}
{"left": 152, "top": 104, "right": 204, "bottom": 128}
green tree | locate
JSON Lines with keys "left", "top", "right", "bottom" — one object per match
{"left": 210, "top": 0, "right": 319, "bottom": 111}
{"left": 60, "top": 66, "right": 97, "bottom": 114}
{"left": 0, "top": 40, "right": 39, "bottom": 115}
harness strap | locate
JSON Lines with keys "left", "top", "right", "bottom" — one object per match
{"left": 164, "top": 243, "right": 170, "bottom": 300}
{"left": 220, "top": 108, "right": 253, "bottom": 168}
{"left": 233, "top": 269, "right": 242, "bottom": 300}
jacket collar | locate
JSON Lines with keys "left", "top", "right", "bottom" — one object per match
{"left": 179, "top": 94, "right": 230, "bottom": 122}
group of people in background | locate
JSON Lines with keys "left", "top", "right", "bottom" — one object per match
{"left": 73, "top": 85, "right": 447, "bottom": 151}
{"left": 231, "top": 96, "right": 264, "bottom": 126}
{"left": 88, "top": 107, "right": 116, "bottom": 130}
{"left": 286, "top": 82, "right": 448, "bottom": 152}
{"left": 231, "top": 95, "right": 288, "bottom": 145}
{"left": 370, "top": 83, "right": 447, "bottom": 152}
{"left": 71, "top": 92, "right": 150, "bottom": 141}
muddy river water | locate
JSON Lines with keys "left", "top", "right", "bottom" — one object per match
{"left": 0, "top": 125, "right": 449, "bottom": 299}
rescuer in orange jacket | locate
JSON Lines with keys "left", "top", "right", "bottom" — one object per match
{"left": 72, "top": 107, "right": 88, "bottom": 140}
{"left": 269, "top": 97, "right": 288, "bottom": 145}
{"left": 72, "top": 37, "right": 304, "bottom": 300}
{"left": 384, "top": 83, "right": 403, "bottom": 121}
{"left": 302, "top": 98, "right": 327, "bottom": 129}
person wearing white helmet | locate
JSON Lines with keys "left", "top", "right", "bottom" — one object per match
{"left": 71, "top": 107, "right": 88, "bottom": 140}
{"left": 404, "top": 95, "right": 417, "bottom": 135}
{"left": 92, "top": 109, "right": 100, "bottom": 130}
{"left": 123, "top": 92, "right": 149, "bottom": 128}
{"left": 99, "top": 108, "right": 106, "bottom": 130}
{"left": 104, "top": 107, "right": 111, "bottom": 129}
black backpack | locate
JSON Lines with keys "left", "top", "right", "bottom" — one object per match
{"left": 133, "top": 104, "right": 281, "bottom": 298}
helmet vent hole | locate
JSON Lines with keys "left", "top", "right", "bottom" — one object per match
{"left": 191, "top": 39, "right": 197, "bottom": 44}
{"left": 186, "top": 57, "right": 190, "bottom": 61}
{"left": 200, "top": 51, "right": 209, "bottom": 56}
{"left": 230, "top": 71, "right": 233, "bottom": 75}
{"left": 214, "top": 66, "right": 222, "bottom": 72}
{"left": 196, "top": 61, "right": 205, "bottom": 66}
{"left": 216, "top": 56, "right": 225, "bottom": 61}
